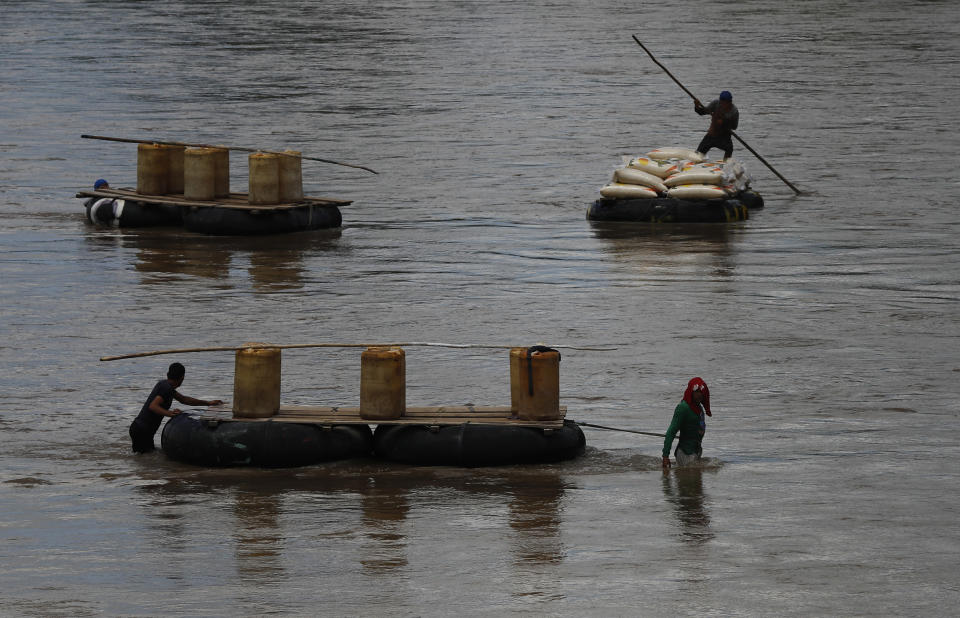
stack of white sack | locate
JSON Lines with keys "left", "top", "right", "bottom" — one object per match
{"left": 599, "top": 147, "right": 752, "bottom": 200}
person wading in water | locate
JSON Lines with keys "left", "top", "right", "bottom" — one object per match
{"left": 662, "top": 377, "right": 711, "bottom": 468}
{"left": 129, "top": 362, "right": 222, "bottom": 453}
{"left": 695, "top": 90, "right": 739, "bottom": 161}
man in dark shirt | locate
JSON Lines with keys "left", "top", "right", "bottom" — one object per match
{"left": 695, "top": 90, "right": 739, "bottom": 160}
{"left": 129, "top": 362, "right": 223, "bottom": 453}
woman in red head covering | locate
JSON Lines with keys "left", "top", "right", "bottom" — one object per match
{"left": 662, "top": 377, "right": 711, "bottom": 468}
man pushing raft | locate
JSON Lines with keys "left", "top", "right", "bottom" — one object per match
{"left": 694, "top": 90, "right": 739, "bottom": 161}
{"left": 129, "top": 362, "right": 223, "bottom": 453}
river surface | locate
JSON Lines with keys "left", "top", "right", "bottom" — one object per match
{"left": 1, "top": 1, "right": 958, "bottom": 615}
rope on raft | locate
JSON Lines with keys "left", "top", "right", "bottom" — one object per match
{"left": 575, "top": 421, "right": 668, "bottom": 438}
{"left": 99, "top": 341, "right": 619, "bottom": 362}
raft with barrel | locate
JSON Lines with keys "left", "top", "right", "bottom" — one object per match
{"left": 77, "top": 137, "right": 357, "bottom": 236}
{"left": 587, "top": 147, "right": 764, "bottom": 223}
{"left": 141, "top": 343, "right": 586, "bottom": 468}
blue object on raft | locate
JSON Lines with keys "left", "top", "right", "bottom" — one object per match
{"left": 160, "top": 414, "right": 373, "bottom": 467}
{"left": 587, "top": 189, "right": 764, "bottom": 223}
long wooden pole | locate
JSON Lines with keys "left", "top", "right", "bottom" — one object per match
{"left": 631, "top": 35, "right": 702, "bottom": 105}
{"left": 99, "top": 341, "right": 618, "bottom": 361}
{"left": 81, "top": 134, "right": 378, "bottom": 175}
{"left": 729, "top": 134, "right": 802, "bottom": 195}
{"left": 631, "top": 35, "right": 802, "bottom": 195}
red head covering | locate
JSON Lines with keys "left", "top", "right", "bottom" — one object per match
{"left": 683, "top": 377, "right": 711, "bottom": 416}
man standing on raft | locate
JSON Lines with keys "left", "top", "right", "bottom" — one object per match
{"left": 662, "top": 377, "right": 711, "bottom": 468}
{"left": 129, "top": 362, "right": 222, "bottom": 453}
{"left": 695, "top": 91, "right": 739, "bottom": 161}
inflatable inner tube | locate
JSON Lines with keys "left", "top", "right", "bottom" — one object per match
{"left": 161, "top": 414, "right": 373, "bottom": 467}
{"left": 373, "top": 419, "right": 585, "bottom": 467}
{"left": 587, "top": 196, "right": 750, "bottom": 223}
{"left": 84, "top": 197, "right": 182, "bottom": 227}
{"left": 181, "top": 203, "right": 342, "bottom": 235}
{"left": 736, "top": 189, "right": 764, "bottom": 209}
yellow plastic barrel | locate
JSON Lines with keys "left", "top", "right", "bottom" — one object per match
{"left": 164, "top": 145, "right": 185, "bottom": 195}
{"left": 360, "top": 346, "right": 406, "bottom": 420}
{"left": 233, "top": 344, "right": 281, "bottom": 418}
{"left": 137, "top": 143, "right": 169, "bottom": 195}
{"left": 212, "top": 147, "right": 230, "bottom": 197}
{"left": 183, "top": 147, "right": 216, "bottom": 201}
{"left": 279, "top": 150, "right": 303, "bottom": 202}
{"left": 248, "top": 152, "right": 280, "bottom": 205}
{"left": 509, "top": 347, "right": 526, "bottom": 413}
{"left": 515, "top": 348, "right": 561, "bottom": 421}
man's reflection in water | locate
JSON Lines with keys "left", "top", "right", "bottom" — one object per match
{"left": 661, "top": 468, "right": 714, "bottom": 545}
{"left": 134, "top": 476, "right": 192, "bottom": 559}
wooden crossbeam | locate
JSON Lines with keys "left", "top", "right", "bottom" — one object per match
{"left": 76, "top": 188, "right": 351, "bottom": 210}
{"left": 191, "top": 405, "right": 567, "bottom": 429}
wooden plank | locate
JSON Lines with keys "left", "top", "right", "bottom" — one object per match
{"left": 276, "top": 405, "right": 523, "bottom": 413}
{"left": 271, "top": 416, "right": 564, "bottom": 429}
{"left": 275, "top": 405, "right": 523, "bottom": 417}
{"left": 76, "top": 188, "right": 351, "bottom": 210}
{"left": 192, "top": 405, "right": 567, "bottom": 429}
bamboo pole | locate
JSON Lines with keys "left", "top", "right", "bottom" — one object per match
{"left": 81, "top": 134, "right": 378, "bottom": 175}
{"left": 630, "top": 35, "right": 803, "bottom": 195}
{"left": 99, "top": 341, "right": 618, "bottom": 362}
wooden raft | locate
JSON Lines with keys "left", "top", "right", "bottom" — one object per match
{"left": 76, "top": 187, "right": 351, "bottom": 211}
{"left": 192, "top": 405, "right": 568, "bottom": 429}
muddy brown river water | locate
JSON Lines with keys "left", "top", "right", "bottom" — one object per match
{"left": 1, "top": 1, "right": 958, "bottom": 615}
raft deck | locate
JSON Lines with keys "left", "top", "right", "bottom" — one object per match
{"left": 76, "top": 187, "right": 351, "bottom": 211}
{"left": 192, "top": 405, "right": 568, "bottom": 429}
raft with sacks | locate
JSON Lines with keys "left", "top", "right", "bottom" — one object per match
{"left": 587, "top": 146, "right": 764, "bottom": 223}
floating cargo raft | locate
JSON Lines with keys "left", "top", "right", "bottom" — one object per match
{"left": 589, "top": 147, "right": 764, "bottom": 223}
{"left": 78, "top": 188, "right": 348, "bottom": 235}
{"left": 155, "top": 344, "right": 584, "bottom": 468}
{"left": 164, "top": 406, "right": 584, "bottom": 468}
{"left": 76, "top": 135, "right": 367, "bottom": 236}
